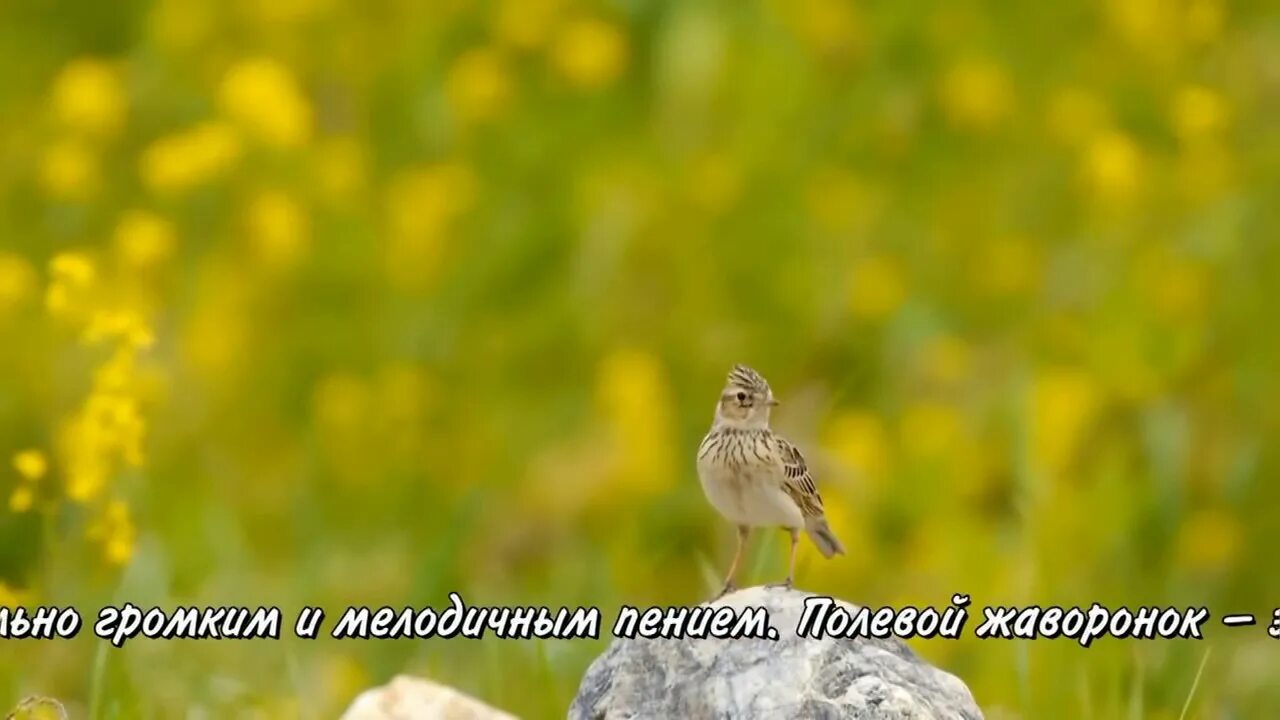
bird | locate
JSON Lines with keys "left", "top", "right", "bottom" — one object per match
{"left": 696, "top": 364, "right": 845, "bottom": 598}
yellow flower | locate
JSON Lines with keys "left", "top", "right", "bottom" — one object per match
{"left": 1105, "top": 0, "right": 1178, "bottom": 60}
{"left": 446, "top": 47, "right": 514, "bottom": 124}
{"left": 1081, "top": 130, "right": 1143, "bottom": 203}
{"left": 848, "top": 255, "right": 906, "bottom": 320}
{"left": 13, "top": 450, "right": 48, "bottom": 481}
{"left": 1172, "top": 85, "right": 1229, "bottom": 144}
{"left": 51, "top": 252, "right": 96, "bottom": 286}
{"left": 551, "top": 19, "right": 628, "bottom": 90}
{"left": 1030, "top": 368, "right": 1100, "bottom": 477}
{"left": 493, "top": 0, "right": 565, "bottom": 49}
{"left": 113, "top": 210, "right": 176, "bottom": 269}
{"left": 384, "top": 163, "right": 476, "bottom": 290}
{"left": 596, "top": 349, "right": 676, "bottom": 496}
{"left": 87, "top": 499, "right": 136, "bottom": 565}
{"left": 245, "top": 190, "right": 310, "bottom": 270}
{"left": 50, "top": 58, "right": 127, "bottom": 137}
{"left": 217, "top": 58, "right": 312, "bottom": 147}
{"left": 0, "top": 253, "right": 37, "bottom": 314}
{"left": 938, "top": 59, "right": 1013, "bottom": 132}
{"left": 140, "top": 121, "right": 241, "bottom": 193}
{"left": 1045, "top": 87, "right": 1109, "bottom": 147}
{"left": 313, "top": 373, "right": 370, "bottom": 431}
{"left": 45, "top": 251, "right": 97, "bottom": 318}
{"left": 39, "top": 138, "right": 99, "bottom": 200}
{"left": 822, "top": 410, "right": 890, "bottom": 487}
{"left": 778, "top": 0, "right": 863, "bottom": 60}
{"left": 9, "top": 486, "right": 34, "bottom": 512}
{"left": 82, "top": 309, "right": 154, "bottom": 349}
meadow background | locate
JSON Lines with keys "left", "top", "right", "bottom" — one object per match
{"left": 1, "top": 0, "right": 1279, "bottom": 717}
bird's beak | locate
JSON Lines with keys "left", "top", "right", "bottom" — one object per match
{"left": 768, "top": 399, "right": 780, "bottom": 407}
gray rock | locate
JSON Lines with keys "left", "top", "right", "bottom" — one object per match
{"left": 570, "top": 586, "right": 982, "bottom": 720}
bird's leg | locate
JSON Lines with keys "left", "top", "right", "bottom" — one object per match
{"left": 715, "top": 525, "right": 751, "bottom": 599}
{"left": 767, "top": 528, "right": 799, "bottom": 590}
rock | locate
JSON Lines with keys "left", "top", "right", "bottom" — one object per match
{"left": 340, "top": 675, "right": 518, "bottom": 720}
{"left": 570, "top": 586, "right": 982, "bottom": 720}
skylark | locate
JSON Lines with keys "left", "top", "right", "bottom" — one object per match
{"left": 697, "top": 364, "right": 845, "bottom": 597}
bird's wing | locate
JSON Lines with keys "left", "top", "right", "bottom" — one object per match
{"left": 774, "top": 435, "right": 825, "bottom": 518}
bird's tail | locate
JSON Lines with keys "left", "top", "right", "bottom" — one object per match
{"left": 805, "top": 517, "right": 845, "bottom": 559}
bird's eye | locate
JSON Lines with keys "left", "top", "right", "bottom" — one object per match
{"left": 735, "top": 391, "right": 747, "bottom": 402}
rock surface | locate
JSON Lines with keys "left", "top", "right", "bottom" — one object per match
{"left": 570, "top": 586, "right": 982, "bottom": 720}
{"left": 340, "top": 675, "right": 518, "bottom": 720}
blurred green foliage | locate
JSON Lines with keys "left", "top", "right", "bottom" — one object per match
{"left": 2, "top": 0, "right": 1279, "bottom": 717}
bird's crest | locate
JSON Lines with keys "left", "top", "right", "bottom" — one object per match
{"left": 727, "top": 364, "right": 770, "bottom": 394}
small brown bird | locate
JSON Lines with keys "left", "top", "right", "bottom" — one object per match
{"left": 696, "top": 365, "right": 845, "bottom": 597}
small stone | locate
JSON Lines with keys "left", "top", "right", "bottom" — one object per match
{"left": 341, "top": 675, "right": 518, "bottom": 720}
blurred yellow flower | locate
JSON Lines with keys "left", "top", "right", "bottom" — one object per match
{"left": 822, "top": 410, "right": 890, "bottom": 487}
{"left": 779, "top": 0, "right": 863, "bottom": 60}
{"left": 113, "top": 210, "right": 176, "bottom": 270}
{"left": 848, "top": 255, "right": 906, "bottom": 320}
{"left": 939, "top": 59, "right": 1013, "bottom": 132}
{"left": 596, "top": 348, "right": 676, "bottom": 496}
{"left": 313, "top": 373, "right": 370, "bottom": 431}
{"left": 552, "top": 19, "right": 628, "bottom": 90}
{"left": 1045, "top": 87, "right": 1110, "bottom": 147}
{"left": 384, "top": 163, "right": 476, "bottom": 290}
{"left": 13, "top": 450, "right": 48, "bottom": 481}
{"left": 1081, "top": 130, "right": 1144, "bottom": 203}
{"left": 87, "top": 499, "right": 136, "bottom": 565}
{"left": 1172, "top": 85, "right": 1229, "bottom": 144}
{"left": 39, "top": 138, "right": 99, "bottom": 200}
{"left": 446, "top": 47, "right": 514, "bottom": 124}
{"left": 493, "top": 0, "right": 565, "bottom": 49}
{"left": 1106, "top": 0, "right": 1178, "bottom": 60}
{"left": 0, "top": 253, "right": 37, "bottom": 314}
{"left": 45, "top": 251, "right": 97, "bottom": 319}
{"left": 246, "top": 190, "right": 310, "bottom": 270}
{"left": 1030, "top": 368, "right": 1100, "bottom": 477}
{"left": 140, "top": 121, "right": 241, "bottom": 193}
{"left": 217, "top": 58, "right": 312, "bottom": 148}
{"left": 8, "top": 486, "right": 34, "bottom": 512}
{"left": 50, "top": 58, "right": 127, "bottom": 137}
{"left": 1177, "top": 507, "right": 1242, "bottom": 573}
{"left": 83, "top": 309, "right": 154, "bottom": 349}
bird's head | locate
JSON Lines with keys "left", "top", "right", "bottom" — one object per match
{"left": 715, "top": 364, "right": 778, "bottom": 429}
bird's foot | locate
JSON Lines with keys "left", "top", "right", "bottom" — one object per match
{"left": 765, "top": 578, "right": 793, "bottom": 591}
